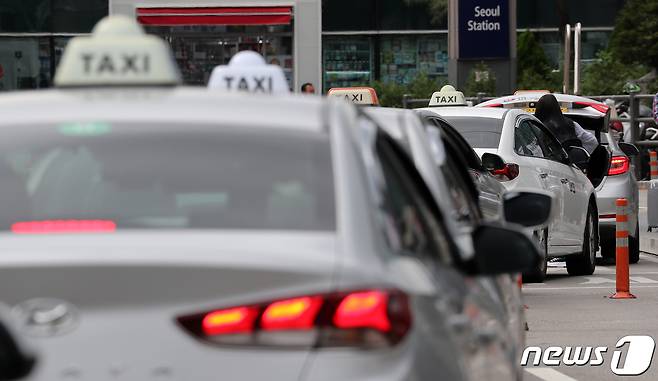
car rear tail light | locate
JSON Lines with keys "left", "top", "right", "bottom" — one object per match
{"left": 333, "top": 291, "right": 390, "bottom": 332}
{"left": 608, "top": 156, "right": 630, "bottom": 176}
{"left": 574, "top": 101, "right": 609, "bottom": 114}
{"left": 261, "top": 296, "right": 323, "bottom": 331}
{"left": 610, "top": 120, "right": 623, "bottom": 132}
{"left": 483, "top": 103, "right": 503, "bottom": 108}
{"left": 177, "top": 290, "right": 411, "bottom": 348}
{"left": 202, "top": 307, "right": 259, "bottom": 335}
{"left": 11, "top": 219, "right": 116, "bottom": 234}
{"left": 491, "top": 163, "right": 520, "bottom": 181}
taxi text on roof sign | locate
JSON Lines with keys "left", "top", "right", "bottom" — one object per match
{"left": 54, "top": 16, "right": 181, "bottom": 87}
{"left": 428, "top": 85, "right": 467, "bottom": 107}
{"left": 327, "top": 87, "right": 379, "bottom": 106}
{"left": 208, "top": 51, "right": 290, "bottom": 94}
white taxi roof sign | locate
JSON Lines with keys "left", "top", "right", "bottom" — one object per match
{"left": 208, "top": 51, "right": 290, "bottom": 94}
{"left": 428, "top": 85, "right": 467, "bottom": 107}
{"left": 327, "top": 87, "right": 379, "bottom": 106}
{"left": 54, "top": 16, "right": 181, "bottom": 87}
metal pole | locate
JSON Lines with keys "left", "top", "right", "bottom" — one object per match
{"left": 573, "top": 23, "right": 581, "bottom": 95}
{"left": 402, "top": 94, "right": 410, "bottom": 109}
{"left": 629, "top": 92, "right": 640, "bottom": 177}
{"left": 563, "top": 24, "right": 571, "bottom": 94}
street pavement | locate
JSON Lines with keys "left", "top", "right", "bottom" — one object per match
{"left": 523, "top": 189, "right": 658, "bottom": 381}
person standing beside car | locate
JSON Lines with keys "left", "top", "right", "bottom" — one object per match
{"left": 535, "top": 94, "right": 598, "bottom": 154}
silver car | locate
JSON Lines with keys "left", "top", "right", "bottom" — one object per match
{"left": 477, "top": 93, "right": 641, "bottom": 263}
{"left": 0, "top": 88, "right": 538, "bottom": 381}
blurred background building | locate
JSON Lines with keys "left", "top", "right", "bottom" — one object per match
{"left": 0, "top": 0, "right": 625, "bottom": 92}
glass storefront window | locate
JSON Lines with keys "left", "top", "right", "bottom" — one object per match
{"left": 380, "top": 35, "right": 447, "bottom": 85}
{"left": 323, "top": 37, "right": 373, "bottom": 90}
{"left": 0, "top": 38, "right": 50, "bottom": 91}
{"left": 145, "top": 25, "right": 293, "bottom": 87}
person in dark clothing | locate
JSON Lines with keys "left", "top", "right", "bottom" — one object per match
{"left": 534, "top": 94, "right": 581, "bottom": 148}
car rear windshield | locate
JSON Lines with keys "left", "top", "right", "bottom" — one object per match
{"left": 0, "top": 123, "right": 335, "bottom": 231}
{"left": 441, "top": 117, "right": 503, "bottom": 148}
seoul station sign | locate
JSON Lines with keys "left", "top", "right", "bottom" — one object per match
{"left": 458, "top": 0, "right": 510, "bottom": 59}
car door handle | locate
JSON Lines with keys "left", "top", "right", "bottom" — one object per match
{"left": 539, "top": 172, "right": 548, "bottom": 179}
{"left": 561, "top": 178, "right": 569, "bottom": 184}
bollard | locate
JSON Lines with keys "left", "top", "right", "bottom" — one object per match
{"left": 610, "top": 198, "right": 636, "bottom": 299}
{"left": 650, "top": 151, "right": 658, "bottom": 180}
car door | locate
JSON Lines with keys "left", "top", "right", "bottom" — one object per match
{"left": 513, "top": 118, "right": 571, "bottom": 247}
{"left": 371, "top": 132, "right": 516, "bottom": 381}
{"left": 528, "top": 120, "right": 588, "bottom": 247}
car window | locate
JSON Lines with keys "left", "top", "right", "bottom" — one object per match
{"left": 439, "top": 116, "right": 503, "bottom": 148}
{"left": 515, "top": 120, "right": 545, "bottom": 158}
{"left": 529, "top": 121, "right": 569, "bottom": 163}
{"left": 0, "top": 123, "right": 335, "bottom": 231}
{"left": 434, "top": 119, "right": 483, "bottom": 170}
{"left": 374, "top": 133, "right": 454, "bottom": 265}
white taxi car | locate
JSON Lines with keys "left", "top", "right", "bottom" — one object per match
{"left": 0, "top": 16, "right": 540, "bottom": 381}
{"left": 419, "top": 87, "right": 602, "bottom": 278}
{"left": 477, "top": 92, "right": 640, "bottom": 263}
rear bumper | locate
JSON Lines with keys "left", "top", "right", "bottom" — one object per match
{"left": 595, "top": 173, "right": 638, "bottom": 233}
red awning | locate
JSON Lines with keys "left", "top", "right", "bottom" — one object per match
{"left": 136, "top": 6, "right": 293, "bottom": 26}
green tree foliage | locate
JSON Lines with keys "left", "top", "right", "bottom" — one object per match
{"left": 516, "top": 31, "right": 561, "bottom": 91}
{"left": 464, "top": 62, "right": 496, "bottom": 96}
{"left": 581, "top": 51, "right": 649, "bottom": 95}
{"left": 404, "top": 0, "right": 448, "bottom": 23}
{"left": 608, "top": 0, "right": 658, "bottom": 68}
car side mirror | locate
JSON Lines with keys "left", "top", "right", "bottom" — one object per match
{"left": 481, "top": 152, "right": 505, "bottom": 171}
{"left": 470, "top": 223, "right": 540, "bottom": 275}
{"left": 503, "top": 191, "right": 552, "bottom": 227}
{"left": 567, "top": 146, "right": 590, "bottom": 170}
{"left": 0, "top": 307, "right": 35, "bottom": 380}
{"left": 618, "top": 142, "right": 639, "bottom": 157}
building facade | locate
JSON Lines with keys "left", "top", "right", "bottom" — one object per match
{"left": 0, "top": 0, "right": 626, "bottom": 92}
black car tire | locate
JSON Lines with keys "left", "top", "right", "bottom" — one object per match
{"left": 629, "top": 222, "right": 640, "bottom": 264}
{"left": 566, "top": 208, "right": 597, "bottom": 276}
{"left": 524, "top": 229, "right": 548, "bottom": 283}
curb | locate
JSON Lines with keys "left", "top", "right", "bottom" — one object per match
{"left": 640, "top": 236, "right": 658, "bottom": 255}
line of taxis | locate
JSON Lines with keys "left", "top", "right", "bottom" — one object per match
{"left": 0, "top": 15, "right": 622, "bottom": 381}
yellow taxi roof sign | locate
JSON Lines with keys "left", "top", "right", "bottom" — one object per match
{"left": 327, "top": 87, "right": 379, "bottom": 106}
{"left": 207, "top": 51, "right": 290, "bottom": 94}
{"left": 54, "top": 15, "right": 181, "bottom": 87}
{"left": 428, "top": 85, "right": 467, "bottom": 107}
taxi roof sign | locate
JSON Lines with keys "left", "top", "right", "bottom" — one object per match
{"left": 327, "top": 87, "right": 379, "bottom": 106}
{"left": 54, "top": 16, "right": 181, "bottom": 87}
{"left": 428, "top": 85, "right": 467, "bottom": 107}
{"left": 208, "top": 51, "right": 290, "bottom": 94}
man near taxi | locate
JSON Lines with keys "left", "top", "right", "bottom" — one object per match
{"left": 535, "top": 94, "right": 598, "bottom": 153}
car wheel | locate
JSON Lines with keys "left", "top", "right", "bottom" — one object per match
{"left": 524, "top": 229, "right": 548, "bottom": 283}
{"left": 566, "top": 208, "right": 596, "bottom": 276}
{"left": 629, "top": 222, "right": 640, "bottom": 264}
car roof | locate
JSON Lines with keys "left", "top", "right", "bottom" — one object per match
{"left": 362, "top": 107, "right": 417, "bottom": 141}
{"left": 477, "top": 93, "right": 607, "bottom": 118}
{"left": 0, "top": 87, "right": 328, "bottom": 133}
{"left": 416, "top": 106, "right": 514, "bottom": 120}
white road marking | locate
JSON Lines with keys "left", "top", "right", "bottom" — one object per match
{"left": 631, "top": 276, "right": 658, "bottom": 283}
{"left": 579, "top": 276, "right": 658, "bottom": 285}
{"left": 525, "top": 367, "right": 578, "bottom": 381}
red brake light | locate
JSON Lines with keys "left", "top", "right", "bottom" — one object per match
{"left": 575, "top": 101, "right": 609, "bottom": 114}
{"left": 178, "top": 289, "right": 411, "bottom": 348}
{"left": 483, "top": 103, "right": 502, "bottom": 108}
{"left": 608, "top": 156, "right": 630, "bottom": 176}
{"left": 202, "top": 306, "right": 259, "bottom": 335}
{"left": 492, "top": 163, "right": 520, "bottom": 181}
{"left": 11, "top": 219, "right": 116, "bottom": 234}
{"left": 610, "top": 120, "right": 623, "bottom": 132}
{"left": 261, "top": 296, "right": 323, "bottom": 331}
{"left": 333, "top": 291, "right": 390, "bottom": 332}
